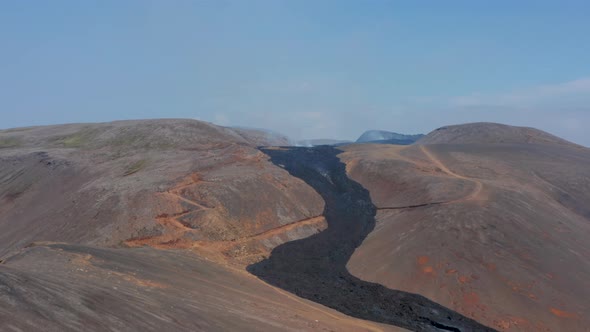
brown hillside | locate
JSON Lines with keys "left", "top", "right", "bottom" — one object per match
{"left": 341, "top": 142, "right": 590, "bottom": 331}
{"left": 2, "top": 119, "right": 589, "bottom": 331}
{"left": 418, "top": 122, "right": 580, "bottom": 147}
{"left": 0, "top": 119, "right": 324, "bottom": 262}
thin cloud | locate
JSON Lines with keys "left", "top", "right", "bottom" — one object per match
{"left": 199, "top": 77, "right": 590, "bottom": 147}
{"left": 449, "top": 78, "right": 590, "bottom": 108}
{"left": 429, "top": 78, "right": 590, "bottom": 146}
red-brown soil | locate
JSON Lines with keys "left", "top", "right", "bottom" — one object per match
{"left": 1, "top": 120, "right": 589, "bottom": 331}
{"left": 0, "top": 120, "right": 325, "bottom": 263}
{"left": 0, "top": 119, "right": 344, "bottom": 331}
{"left": 341, "top": 138, "right": 590, "bottom": 331}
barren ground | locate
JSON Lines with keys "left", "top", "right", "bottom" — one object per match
{"left": 1, "top": 120, "right": 588, "bottom": 331}
{"left": 341, "top": 142, "right": 590, "bottom": 331}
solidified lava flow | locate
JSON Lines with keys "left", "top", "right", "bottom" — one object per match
{"left": 248, "top": 146, "right": 496, "bottom": 332}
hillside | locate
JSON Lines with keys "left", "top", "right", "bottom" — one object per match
{"left": 2, "top": 119, "right": 589, "bottom": 331}
{"left": 0, "top": 119, "right": 325, "bottom": 261}
{"left": 341, "top": 140, "right": 590, "bottom": 331}
{"left": 418, "top": 122, "right": 579, "bottom": 146}
{"left": 0, "top": 243, "right": 396, "bottom": 332}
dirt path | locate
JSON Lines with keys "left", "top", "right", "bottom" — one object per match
{"left": 163, "top": 191, "right": 212, "bottom": 210}
{"left": 127, "top": 174, "right": 325, "bottom": 251}
{"left": 419, "top": 145, "right": 483, "bottom": 203}
{"left": 377, "top": 146, "right": 483, "bottom": 211}
{"left": 244, "top": 216, "right": 325, "bottom": 241}
{"left": 125, "top": 175, "right": 211, "bottom": 247}
{"left": 156, "top": 212, "right": 193, "bottom": 231}
{"left": 164, "top": 173, "right": 213, "bottom": 210}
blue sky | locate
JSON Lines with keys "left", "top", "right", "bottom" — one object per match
{"left": 2, "top": 1, "right": 590, "bottom": 144}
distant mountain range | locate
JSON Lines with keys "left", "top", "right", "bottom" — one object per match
{"left": 356, "top": 130, "right": 425, "bottom": 145}
{"left": 296, "top": 130, "right": 425, "bottom": 147}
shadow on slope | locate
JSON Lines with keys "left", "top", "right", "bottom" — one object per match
{"left": 248, "top": 146, "right": 495, "bottom": 332}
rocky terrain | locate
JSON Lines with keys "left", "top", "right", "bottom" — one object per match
{"left": 1, "top": 243, "right": 395, "bottom": 331}
{"left": 0, "top": 119, "right": 325, "bottom": 263}
{"left": 1, "top": 119, "right": 588, "bottom": 331}
{"left": 417, "top": 122, "right": 577, "bottom": 146}
{"left": 250, "top": 146, "right": 492, "bottom": 331}
{"left": 341, "top": 128, "right": 590, "bottom": 331}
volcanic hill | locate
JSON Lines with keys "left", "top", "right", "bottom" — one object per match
{"left": 1, "top": 119, "right": 588, "bottom": 331}
{"left": 342, "top": 123, "right": 590, "bottom": 331}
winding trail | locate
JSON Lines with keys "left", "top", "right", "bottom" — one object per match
{"left": 163, "top": 191, "right": 212, "bottom": 211}
{"left": 165, "top": 173, "right": 214, "bottom": 211}
{"left": 248, "top": 146, "right": 495, "bottom": 332}
{"left": 125, "top": 175, "right": 211, "bottom": 247}
{"left": 243, "top": 216, "right": 326, "bottom": 241}
{"left": 378, "top": 146, "right": 483, "bottom": 211}
{"left": 419, "top": 145, "right": 483, "bottom": 203}
{"left": 126, "top": 174, "right": 325, "bottom": 250}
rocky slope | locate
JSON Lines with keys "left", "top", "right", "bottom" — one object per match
{"left": 0, "top": 119, "right": 325, "bottom": 262}
{"left": 341, "top": 123, "right": 590, "bottom": 331}
{"left": 1, "top": 120, "right": 588, "bottom": 331}
{"left": 0, "top": 243, "right": 396, "bottom": 332}
{"left": 417, "top": 122, "right": 579, "bottom": 146}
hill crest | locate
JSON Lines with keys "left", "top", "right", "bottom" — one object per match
{"left": 418, "top": 122, "right": 580, "bottom": 146}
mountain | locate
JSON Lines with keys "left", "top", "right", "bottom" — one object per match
{"left": 356, "top": 130, "right": 425, "bottom": 145}
{"left": 1, "top": 120, "right": 589, "bottom": 331}
{"left": 341, "top": 123, "right": 590, "bottom": 331}
{"left": 0, "top": 119, "right": 372, "bottom": 331}
{"left": 0, "top": 119, "right": 325, "bottom": 260}
{"left": 418, "top": 122, "right": 579, "bottom": 146}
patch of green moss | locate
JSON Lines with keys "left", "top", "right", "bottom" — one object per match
{"left": 109, "top": 134, "right": 176, "bottom": 150}
{"left": 52, "top": 128, "right": 99, "bottom": 148}
{"left": 0, "top": 137, "right": 21, "bottom": 148}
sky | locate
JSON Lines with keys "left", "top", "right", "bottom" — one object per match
{"left": 1, "top": 1, "right": 590, "bottom": 145}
